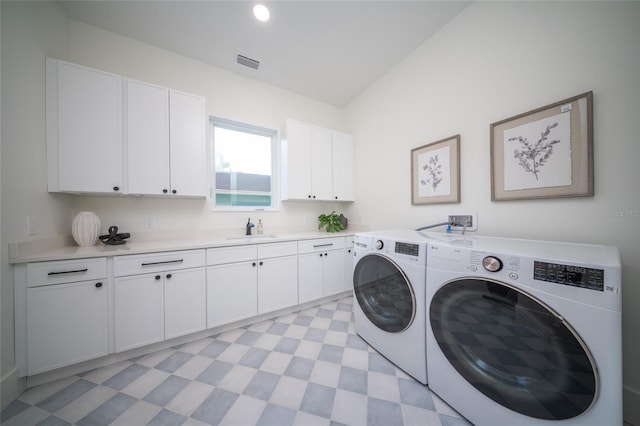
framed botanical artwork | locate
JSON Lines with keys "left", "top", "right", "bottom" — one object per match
{"left": 411, "top": 135, "right": 460, "bottom": 205}
{"left": 490, "top": 91, "right": 593, "bottom": 201}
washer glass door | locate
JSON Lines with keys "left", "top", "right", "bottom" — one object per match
{"left": 430, "top": 278, "right": 597, "bottom": 420}
{"left": 353, "top": 253, "right": 415, "bottom": 332}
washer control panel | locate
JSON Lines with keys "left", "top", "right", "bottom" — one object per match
{"left": 533, "top": 261, "right": 604, "bottom": 292}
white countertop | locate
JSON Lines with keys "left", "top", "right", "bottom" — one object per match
{"left": 9, "top": 230, "right": 357, "bottom": 264}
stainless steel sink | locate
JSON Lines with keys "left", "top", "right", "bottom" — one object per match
{"left": 225, "top": 234, "right": 279, "bottom": 240}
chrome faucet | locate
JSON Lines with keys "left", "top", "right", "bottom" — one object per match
{"left": 246, "top": 218, "right": 255, "bottom": 235}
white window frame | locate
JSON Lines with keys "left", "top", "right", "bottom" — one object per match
{"left": 209, "top": 116, "right": 279, "bottom": 212}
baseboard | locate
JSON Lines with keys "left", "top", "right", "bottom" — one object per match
{"left": 1, "top": 367, "right": 26, "bottom": 411}
{"left": 624, "top": 386, "right": 640, "bottom": 425}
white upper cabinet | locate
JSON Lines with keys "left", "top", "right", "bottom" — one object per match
{"left": 126, "top": 80, "right": 171, "bottom": 195}
{"left": 126, "top": 82, "right": 206, "bottom": 197}
{"left": 331, "top": 131, "right": 355, "bottom": 201}
{"left": 47, "top": 58, "right": 123, "bottom": 194}
{"left": 168, "top": 90, "right": 207, "bottom": 197}
{"left": 47, "top": 58, "right": 206, "bottom": 197}
{"left": 281, "top": 119, "right": 355, "bottom": 201}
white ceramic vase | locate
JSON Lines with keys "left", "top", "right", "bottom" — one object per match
{"left": 72, "top": 211, "right": 101, "bottom": 246}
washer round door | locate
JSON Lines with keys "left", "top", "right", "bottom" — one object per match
{"left": 353, "top": 253, "right": 415, "bottom": 333}
{"left": 430, "top": 278, "right": 598, "bottom": 420}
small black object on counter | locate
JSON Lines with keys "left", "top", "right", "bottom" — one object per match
{"left": 99, "top": 225, "right": 130, "bottom": 245}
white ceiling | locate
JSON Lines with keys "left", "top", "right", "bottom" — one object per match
{"left": 60, "top": 1, "right": 471, "bottom": 106}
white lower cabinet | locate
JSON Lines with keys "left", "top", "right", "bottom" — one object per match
{"left": 28, "top": 279, "right": 109, "bottom": 375}
{"left": 16, "top": 257, "right": 109, "bottom": 376}
{"left": 114, "top": 250, "right": 205, "bottom": 352}
{"left": 258, "top": 254, "right": 298, "bottom": 314}
{"left": 207, "top": 242, "right": 298, "bottom": 328}
{"left": 344, "top": 236, "right": 355, "bottom": 292}
{"left": 207, "top": 259, "right": 258, "bottom": 328}
{"left": 298, "top": 237, "right": 346, "bottom": 304}
{"left": 14, "top": 235, "right": 354, "bottom": 377}
{"left": 114, "top": 273, "right": 165, "bottom": 352}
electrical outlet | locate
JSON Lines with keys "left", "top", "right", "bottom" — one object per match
{"left": 143, "top": 216, "right": 154, "bottom": 229}
{"left": 26, "top": 216, "right": 38, "bottom": 236}
{"left": 447, "top": 213, "right": 477, "bottom": 232}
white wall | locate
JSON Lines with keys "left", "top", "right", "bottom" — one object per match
{"left": 345, "top": 1, "right": 640, "bottom": 423}
{"left": 1, "top": 1, "right": 71, "bottom": 407}
{"left": 0, "top": 2, "right": 346, "bottom": 408}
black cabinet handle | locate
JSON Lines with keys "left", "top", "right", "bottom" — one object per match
{"left": 113, "top": 186, "right": 120, "bottom": 191}
{"left": 252, "top": 262, "right": 257, "bottom": 267}
{"left": 155, "top": 275, "right": 161, "bottom": 280}
{"left": 141, "top": 259, "right": 183, "bottom": 267}
{"left": 312, "top": 195, "right": 316, "bottom": 199}
{"left": 308, "top": 195, "right": 312, "bottom": 199}
{"left": 335, "top": 196, "right": 338, "bottom": 199}
{"left": 95, "top": 282, "right": 102, "bottom": 288}
{"left": 163, "top": 189, "right": 168, "bottom": 194}
{"left": 172, "top": 189, "right": 177, "bottom": 194}
{"left": 48, "top": 268, "right": 88, "bottom": 276}
{"left": 325, "top": 253, "right": 328, "bottom": 256}
{"left": 166, "top": 273, "right": 172, "bottom": 279}
{"left": 259, "top": 261, "right": 263, "bottom": 266}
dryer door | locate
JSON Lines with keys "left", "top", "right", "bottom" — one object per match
{"left": 430, "top": 278, "right": 597, "bottom": 420}
{"left": 353, "top": 253, "right": 415, "bottom": 332}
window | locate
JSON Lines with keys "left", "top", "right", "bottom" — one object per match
{"left": 210, "top": 117, "right": 277, "bottom": 210}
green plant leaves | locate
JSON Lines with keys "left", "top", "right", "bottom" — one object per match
{"left": 318, "top": 211, "right": 345, "bottom": 232}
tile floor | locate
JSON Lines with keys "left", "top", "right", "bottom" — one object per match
{"left": 1, "top": 295, "right": 470, "bottom": 426}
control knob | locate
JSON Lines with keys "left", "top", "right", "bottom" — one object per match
{"left": 482, "top": 256, "right": 503, "bottom": 272}
{"left": 375, "top": 240, "right": 384, "bottom": 250}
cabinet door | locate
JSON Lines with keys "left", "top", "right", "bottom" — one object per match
{"left": 115, "top": 273, "right": 164, "bottom": 352}
{"left": 331, "top": 131, "right": 355, "bottom": 201}
{"left": 27, "top": 280, "right": 108, "bottom": 375}
{"left": 165, "top": 268, "right": 206, "bottom": 339}
{"left": 282, "top": 119, "right": 312, "bottom": 200}
{"left": 169, "top": 90, "right": 207, "bottom": 197}
{"left": 207, "top": 262, "right": 257, "bottom": 328}
{"left": 258, "top": 255, "right": 298, "bottom": 314}
{"left": 298, "top": 252, "right": 324, "bottom": 303}
{"left": 344, "top": 246, "right": 355, "bottom": 292}
{"left": 48, "top": 59, "right": 123, "bottom": 193}
{"left": 126, "top": 80, "right": 170, "bottom": 195}
{"left": 323, "top": 250, "right": 345, "bottom": 297}
{"left": 309, "top": 125, "right": 333, "bottom": 200}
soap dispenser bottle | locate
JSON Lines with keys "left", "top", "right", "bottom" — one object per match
{"left": 257, "top": 219, "right": 263, "bottom": 235}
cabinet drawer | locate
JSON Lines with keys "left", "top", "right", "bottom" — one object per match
{"left": 298, "top": 237, "right": 346, "bottom": 254}
{"left": 258, "top": 241, "right": 297, "bottom": 259}
{"left": 207, "top": 245, "right": 257, "bottom": 265}
{"left": 27, "top": 258, "right": 106, "bottom": 287}
{"left": 345, "top": 235, "right": 354, "bottom": 248}
{"left": 114, "top": 249, "right": 205, "bottom": 276}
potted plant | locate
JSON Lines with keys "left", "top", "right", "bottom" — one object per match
{"left": 318, "top": 211, "right": 347, "bottom": 233}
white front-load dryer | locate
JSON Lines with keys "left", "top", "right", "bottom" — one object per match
{"left": 353, "top": 230, "right": 430, "bottom": 384}
{"left": 425, "top": 235, "right": 622, "bottom": 425}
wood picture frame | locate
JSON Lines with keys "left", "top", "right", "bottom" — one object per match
{"left": 411, "top": 135, "right": 460, "bottom": 205}
{"left": 490, "top": 91, "right": 593, "bottom": 201}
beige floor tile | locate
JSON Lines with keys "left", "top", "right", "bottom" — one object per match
{"left": 331, "top": 388, "right": 368, "bottom": 426}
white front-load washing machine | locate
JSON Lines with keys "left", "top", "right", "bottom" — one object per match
{"left": 353, "top": 230, "right": 431, "bottom": 384}
{"left": 425, "top": 235, "right": 622, "bottom": 425}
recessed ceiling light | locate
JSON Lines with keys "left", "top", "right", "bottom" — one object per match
{"left": 253, "top": 4, "right": 270, "bottom": 22}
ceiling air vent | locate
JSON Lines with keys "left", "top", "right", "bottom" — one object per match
{"left": 236, "top": 54, "right": 260, "bottom": 70}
